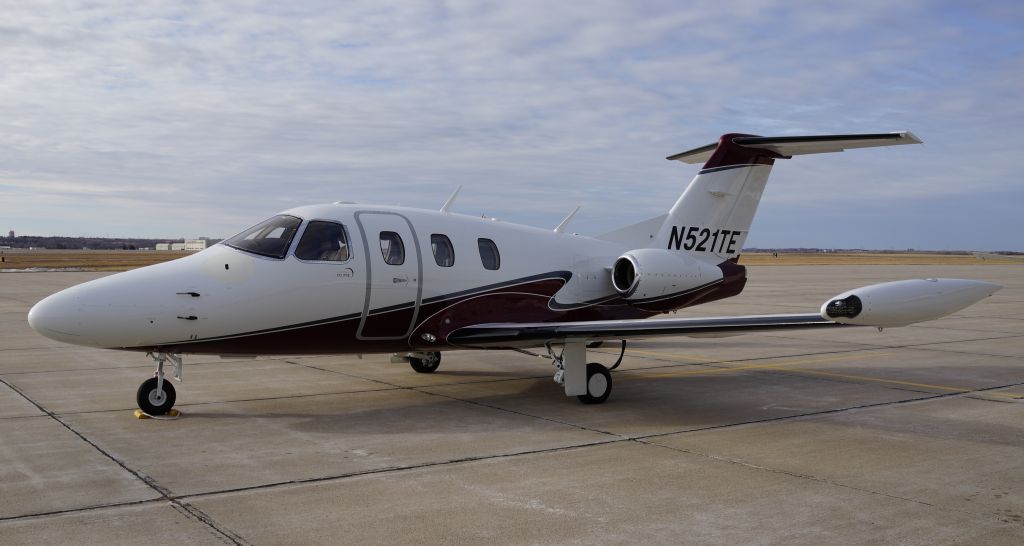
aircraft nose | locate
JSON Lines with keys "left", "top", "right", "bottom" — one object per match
{"left": 28, "top": 290, "right": 86, "bottom": 344}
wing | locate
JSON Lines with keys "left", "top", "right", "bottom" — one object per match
{"left": 447, "top": 313, "right": 842, "bottom": 348}
{"left": 446, "top": 278, "right": 1000, "bottom": 349}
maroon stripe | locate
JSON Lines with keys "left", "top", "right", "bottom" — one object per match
{"left": 702, "top": 133, "right": 785, "bottom": 169}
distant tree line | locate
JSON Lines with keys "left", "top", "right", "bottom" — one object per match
{"left": 1, "top": 236, "right": 222, "bottom": 250}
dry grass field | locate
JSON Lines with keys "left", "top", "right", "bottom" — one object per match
{"left": 0, "top": 250, "right": 187, "bottom": 271}
{"left": 1, "top": 248, "right": 1021, "bottom": 271}
{"left": 738, "top": 252, "right": 1023, "bottom": 266}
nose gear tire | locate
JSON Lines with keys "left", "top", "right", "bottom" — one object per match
{"left": 137, "top": 377, "right": 176, "bottom": 415}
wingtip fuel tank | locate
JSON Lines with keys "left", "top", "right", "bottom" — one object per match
{"left": 821, "top": 278, "right": 1001, "bottom": 328}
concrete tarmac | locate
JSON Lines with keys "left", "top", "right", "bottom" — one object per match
{"left": 1, "top": 265, "right": 1022, "bottom": 544}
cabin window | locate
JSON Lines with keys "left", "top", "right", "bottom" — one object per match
{"left": 223, "top": 214, "right": 302, "bottom": 259}
{"left": 295, "top": 221, "right": 350, "bottom": 262}
{"left": 477, "top": 238, "right": 500, "bottom": 270}
{"left": 431, "top": 234, "right": 455, "bottom": 267}
{"left": 379, "top": 231, "right": 405, "bottom": 265}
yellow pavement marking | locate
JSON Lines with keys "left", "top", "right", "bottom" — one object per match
{"left": 623, "top": 348, "right": 718, "bottom": 364}
{"left": 622, "top": 350, "right": 1022, "bottom": 399}
{"left": 757, "top": 369, "right": 1023, "bottom": 399}
{"left": 623, "top": 352, "right": 895, "bottom": 380}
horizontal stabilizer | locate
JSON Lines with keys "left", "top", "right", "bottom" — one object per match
{"left": 667, "top": 131, "right": 922, "bottom": 165}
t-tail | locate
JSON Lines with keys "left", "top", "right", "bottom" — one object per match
{"left": 655, "top": 131, "right": 922, "bottom": 261}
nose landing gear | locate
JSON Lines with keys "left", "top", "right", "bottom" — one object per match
{"left": 137, "top": 352, "right": 182, "bottom": 416}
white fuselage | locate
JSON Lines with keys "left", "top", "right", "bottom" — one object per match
{"left": 27, "top": 203, "right": 739, "bottom": 355}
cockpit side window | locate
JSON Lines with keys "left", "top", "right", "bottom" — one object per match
{"left": 430, "top": 234, "right": 454, "bottom": 267}
{"left": 379, "top": 231, "right": 405, "bottom": 265}
{"left": 224, "top": 215, "right": 302, "bottom": 259}
{"left": 295, "top": 221, "right": 350, "bottom": 262}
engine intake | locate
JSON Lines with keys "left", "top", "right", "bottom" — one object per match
{"left": 611, "top": 256, "right": 639, "bottom": 296}
{"left": 610, "top": 249, "right": 722, "bottom": 303}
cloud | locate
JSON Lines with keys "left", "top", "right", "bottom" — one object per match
{"left": 1, "top": 0, "right": 1022, "bottom": 248}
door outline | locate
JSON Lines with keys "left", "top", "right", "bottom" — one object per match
{"left": 354, "top": 211, "right": 423, "bottom": 340}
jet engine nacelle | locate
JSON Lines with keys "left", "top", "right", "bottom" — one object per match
{"left": 611, "top": 249, "right": 722, "bottom": 302}
{"left": 821, "top": 278, "right": 1001, "bottom": 327}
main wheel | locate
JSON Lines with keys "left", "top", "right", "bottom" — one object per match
{"left": 577, "top": 363, "right": 612, "bottom": 404}
{"left": 137, "top": 377, "right": 176, "bottom": 415}
{"left": 409, "top": 352, "right": 442, "bottom": 374}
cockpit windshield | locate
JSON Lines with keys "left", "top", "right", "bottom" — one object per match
{"left": 223, "top": 215, "right": 302, "bottom": 259}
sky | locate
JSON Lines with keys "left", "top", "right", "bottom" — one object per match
{"left": 1, "top": 0, "right": 1022, "bottom": 250}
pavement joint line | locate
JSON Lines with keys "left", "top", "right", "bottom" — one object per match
{"left": 636, "top": 439, "right": 937, "bottom": 508}
{"left": 0, "top": 377, "right": 249, "bottom": 545}
{"left": 629, "top": 380, "right": 1024, "bottom": 442}
{"left": 890, "top": 334, "right": 1024, "bottom": 351}
{"left": 0, "top": 498, "right": 165, "bottom": 524}
{"left": 174, "top": 438, "right": 626, "bottom": 503}
{"left": 0, "top": 413, "right": 50, "bottom": 421}
{"left": 755, "top": 367, "right": 1024, "bottom": 398}
{"left": 893, "top": 345, "right": 1024, "bottom": 361}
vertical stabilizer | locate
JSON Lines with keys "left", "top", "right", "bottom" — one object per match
{"left": 655, "top": 131, "right": 920, "bottom": 261}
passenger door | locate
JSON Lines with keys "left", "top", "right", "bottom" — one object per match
{"left": 354, "top": 211, "right": 422, "bottom": 340}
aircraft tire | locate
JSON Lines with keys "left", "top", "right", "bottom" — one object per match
{"left": 586, "top": 341, "right": 604, "bottom": 349}
{"left": 577, "top": 363, "right": 612, "bottom": 404}
{"left": 409, "top": 352, "right": 442, "bottom": 374}
{"left": 137, "top": 377, "right": 176, "bottom": 416}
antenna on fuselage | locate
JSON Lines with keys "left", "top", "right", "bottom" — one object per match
{"left": 554, "top": 205, "right": 581, "bottom": 234}
{"left": 440, "top": 185, "right": 463, "bottom": 214}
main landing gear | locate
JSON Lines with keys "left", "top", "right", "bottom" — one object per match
{"left": 548, "top": 340, "right": 626, "bottom": 404}
{"left": 137, "top": 352, "right": 182, "bottom": 416}
{"left": 392, "top": 351, "right": 442, "bottom": 373}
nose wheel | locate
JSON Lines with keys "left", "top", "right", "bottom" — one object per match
{"left": 137, "top": 352, "right": 183, "bottom": 416}
{"left": 137, "top": 377, "right": 176, "bottom": 415}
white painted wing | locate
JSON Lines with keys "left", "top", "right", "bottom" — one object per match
{"left": 447, "top": 314, "right": 839, "bottom": 348}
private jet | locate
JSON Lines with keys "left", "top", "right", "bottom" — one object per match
{"left": 27, "top": 132, "right": 1001, "bottom": 415}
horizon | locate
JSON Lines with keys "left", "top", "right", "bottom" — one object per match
{"left": 4, "top": 233, "right": 1022, "bottom": 255}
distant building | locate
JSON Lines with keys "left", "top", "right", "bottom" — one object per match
{"left": 157, "top": 239, "right": 207, "bottom": 251}
{"left": 7, "top": 230, "right": 13, "bottom": 239}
